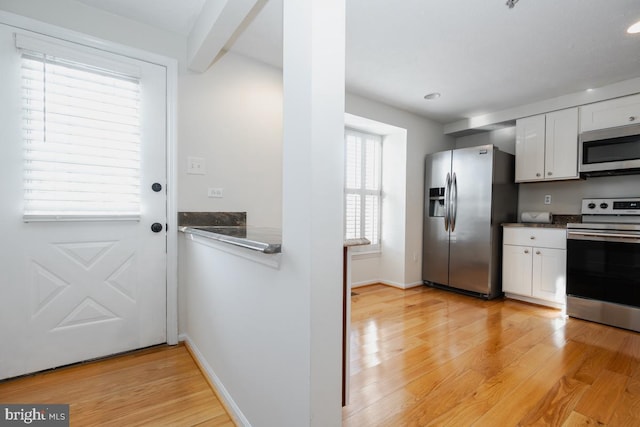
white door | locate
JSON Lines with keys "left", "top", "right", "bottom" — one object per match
{"left": 0, "top": 25, "right": 167, "bottom": 380}
{"left": 502, "top": 244, "right": 533, "bottom": 296}
{"left": 515, "top": 114, "right": 545, "bottom": 182}
{"left": 532, "top": 248, "right": 567, "bottom": 304}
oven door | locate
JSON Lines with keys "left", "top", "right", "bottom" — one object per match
{"left": 567, "top": 229, "right": 640, "bottom": 307}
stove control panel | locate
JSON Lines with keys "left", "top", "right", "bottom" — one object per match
{"left": 582, "top": 198, "right": 640, "bottom": 215}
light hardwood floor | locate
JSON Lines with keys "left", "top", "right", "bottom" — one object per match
{"left": 0, "top": 344, "right": 234, "bottom": 426}
{"left": 343, "top": 284, "right": 640, "bottom": 427}
{"left": 2, "top": 286, "right": 638, "bottom": 426}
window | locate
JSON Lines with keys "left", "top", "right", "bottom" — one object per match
{"left": 18, "top": 35, "right": 142, "bottom": 221}
{"left": 344, "top": 128, "right": 382, "bottom": 249}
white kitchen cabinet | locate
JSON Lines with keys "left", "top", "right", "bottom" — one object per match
{"left": 502, "top": 227, "right": 566, "bottom": 307}
{"left": 515, "top": 114, "right": 545, "bottom": 181}
{"left": 515, "top": 108, "right": 578, "bottom": 182}
{"left": 580, "top": 93, "right": 640, "bottom": 132}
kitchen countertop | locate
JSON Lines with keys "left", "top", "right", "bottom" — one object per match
{"left": 502, "top": 214, "right": 581, "bottom": 229}
{"left": 502, "top": 223, "right": 569, "bottom": 229}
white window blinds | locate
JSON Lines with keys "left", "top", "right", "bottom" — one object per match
{"left": 18, "top": 35, "right": 142, "bottom": 221}
{"left": 344, "top": 129, "right": 382, "bottom": 248}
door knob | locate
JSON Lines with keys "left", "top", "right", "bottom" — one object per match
{"left": 152, "top": 183, "right": 162, "bottom": 192}
{"left": 151, "top": 223, "right": 163, "bottom": 233}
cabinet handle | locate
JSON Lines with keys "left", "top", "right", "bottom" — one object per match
{"left": 536, "top": 173, "right": 541, "bottom": 177}
{"left": 547, "top": 172, "right": 552, "bottom": 176}
{"left": 524, "top": 249, "right": 529, "bottom": 254}
{"left": 630, "top": 116, "right": 636, "bottom": 122}
{"left": 530, "top": 236, "right": 535, "bottom": 240}
{"left": 536, "top": 250, "right": 541, "bottom": 255}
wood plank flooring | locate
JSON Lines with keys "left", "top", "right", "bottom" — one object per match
{"left": 0, "top": 344, "right": 234, "bottom": 426}
{"left": 343, "top": 284, "right": 640, "bottom": 427}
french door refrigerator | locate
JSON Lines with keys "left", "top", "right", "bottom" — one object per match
{"left": 422, "top": 145, "right": 518, "bottom": 299}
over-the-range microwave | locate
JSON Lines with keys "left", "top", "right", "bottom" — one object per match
{"left": 579, "top": 122, "right": 640, "bottom": 177}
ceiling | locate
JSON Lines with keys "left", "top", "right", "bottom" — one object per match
{"left": 77, "top": 0, "right": 640, "bottom": 124}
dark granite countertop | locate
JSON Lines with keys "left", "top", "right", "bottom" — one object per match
{"left": 501, "top": 223, "right": 568, "bottom": 229}
{"left": 502, "top": 214, "right": 581, "bottom": 229}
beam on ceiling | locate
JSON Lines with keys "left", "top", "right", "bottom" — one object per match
{"left": 187, "top": 0, "right": 265, "bottom": 72}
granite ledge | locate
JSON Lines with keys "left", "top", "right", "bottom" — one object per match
{"left": 180, "top": 225, "right": 282, "bottom": 254}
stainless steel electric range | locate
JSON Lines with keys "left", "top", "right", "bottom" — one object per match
{"left": 566, "top": 198, "right": 640, "bottom": 332}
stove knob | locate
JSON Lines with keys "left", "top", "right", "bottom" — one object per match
{"left": 587, "top": 203, "right": 596, "bottom": 209}
{"left": 600, "top": 203, "right": 609, "bottom": 209}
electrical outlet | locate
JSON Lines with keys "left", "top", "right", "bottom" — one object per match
{"left": 208, "top": 188, "right": 224, "bottom": 198}
{"left": 187, "top": 157, "right": 206, "bottom": 175}
{"left": 544, "top": 194, "right": 552, "bottom": 205}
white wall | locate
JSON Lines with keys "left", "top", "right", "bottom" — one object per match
{"left": 455, "top": 126, "right": 516, "bottom": 154}
{"left": 379, "top": 131, "right": 407, "bottom": 287}
{"left": 179, "top": 53, "right": 283, "bottom": 227}
{"left": 345, "top": 93, "right": 453, "bottom": 287}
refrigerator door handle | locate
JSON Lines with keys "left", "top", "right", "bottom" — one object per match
{"left": 451, "top": 172, "right": 458, "bottom": 232}
{"left": 444, "top": 172, "right": 451, "bottom": 231}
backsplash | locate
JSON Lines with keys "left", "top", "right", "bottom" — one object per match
{"left": 518, "top": 175, "right": 640, "bottom": 215}
{"left": 178, "top": 212, "right": 246, "bottom": 227}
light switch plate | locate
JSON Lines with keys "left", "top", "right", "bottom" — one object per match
{"left": 208, "top": 188, "right": 224, "bottom": 198}
{"left": 187, "top": 157, "right": 206, "bottom": 175}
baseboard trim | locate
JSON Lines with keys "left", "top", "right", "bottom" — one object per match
{"left": 352, "top": 280, "right": 425, "bottom": 290}
{"left": 351, "top": 280, "right": 381, "bottom": 288}
{"left": 180, "top": 334, "right": 251, "bottom": 427}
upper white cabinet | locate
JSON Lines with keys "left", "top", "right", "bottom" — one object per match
{"left": 515, "top": 107, "right": 578, "bottom": 182}
{"left": 580, "top": 93, "right": 640, "bottom": 132}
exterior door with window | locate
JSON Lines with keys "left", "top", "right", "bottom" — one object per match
{"left": 0, "top": 25, "right": 167, "bottom": 379}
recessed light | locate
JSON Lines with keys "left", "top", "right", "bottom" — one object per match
{"left": 628, "top": 20, "right": 640, "bottom": 34}
{"left": 424, "top": 92, "right": 441, "bottom": 100}
{"left": 586, "top": 88, "right": 594, "bottom": 92}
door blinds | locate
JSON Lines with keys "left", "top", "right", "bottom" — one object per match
{"left": 17, "top": 34, "right": 142, "bottom": 221}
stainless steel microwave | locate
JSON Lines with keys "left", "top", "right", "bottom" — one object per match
{"left": 579, "top": 123, "right": 640, "bottom": 176}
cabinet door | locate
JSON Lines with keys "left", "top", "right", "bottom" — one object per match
{"left": 545, "top": 108, "right": 578, "bottom": 180}
{"left": 515, "top": 115, "right": 545, "bottom": 182}
{"left": 532, "top": 248, "right": 566, "bottom": 304}
{"left": 502, "top": 245, "right": 532, "bottom": 296}
{"left": 580, "top": 93, "right": 640, "bottom": 132}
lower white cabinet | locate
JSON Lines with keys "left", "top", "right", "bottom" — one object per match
{"left": 502, "top": 227, "right": 566, "bottom": 307}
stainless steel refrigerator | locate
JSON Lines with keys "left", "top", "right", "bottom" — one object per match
{"left": 422, "top": 145, "right": 518, "bottom": 299}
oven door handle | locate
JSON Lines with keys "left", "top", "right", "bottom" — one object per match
{"left": 568, "top": 230, "right": 640, "bottom": 243}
